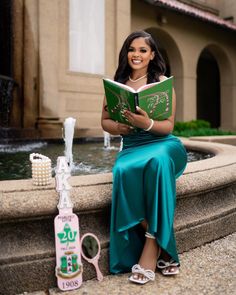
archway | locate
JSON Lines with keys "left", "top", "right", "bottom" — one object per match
{"left": 145, "top": 27, "right": 184, "bottom": 120}
{"left": 197, "top": 49, "right": 220, "bottom": 128}
{"left": 145, "top": 30, "right": 171, "bottom": 76}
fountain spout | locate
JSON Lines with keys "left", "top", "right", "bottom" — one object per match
{"left": 63, "top": 117, "right": 76, "bottom": 170}
{"left": 103, "top": 131, "right": 111, "bottom": 149}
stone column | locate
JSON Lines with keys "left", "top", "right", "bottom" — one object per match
{"left": 115, "top": 0, "right": 131, "bottom": 59}
{"left": 181, "top": 54, "right": 197, "bottom": 121}
{"left": 12, "top": 0, "right": 24, "bottom": 128}
{"left": 105, "top": 0, "right": 131, "bottom": 77}
{"left": 23, "top": 0, "right": 39, "bottom": 128}
{"left": 182, "top": 76, "right": 197, "bottom": 121}
{"left": 37, "top": 0, "right": 61, "bottom": 138}
{"left": 221, "top": 83, "right": 236, "bottom": 131}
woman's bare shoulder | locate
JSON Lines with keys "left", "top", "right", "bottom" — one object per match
{"left": 159, "top": 75, "right": 168, "bottom": 81}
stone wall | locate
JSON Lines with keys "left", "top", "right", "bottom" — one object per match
{"left": 9, "top": 0, "right": 236, "bottom": 138}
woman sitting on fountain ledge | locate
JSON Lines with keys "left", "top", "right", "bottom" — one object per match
{"left": 101, "top": 31, "right": 187, "bottom": 285}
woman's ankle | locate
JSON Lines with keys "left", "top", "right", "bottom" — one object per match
{"left": 138, "top": 239, "right": 159, "bottom": 270}
{"left": 140, "top": 220, "right": 148, "bottom": 231}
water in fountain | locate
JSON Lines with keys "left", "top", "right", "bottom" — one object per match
{"left": 0, "top": 140, "right": 213, "bottom": 181}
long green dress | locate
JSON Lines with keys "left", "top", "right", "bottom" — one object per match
{"left": 109, "top": 129, "right": 187, "bottom": 273}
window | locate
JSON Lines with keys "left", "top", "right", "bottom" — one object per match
{"left": 69, "top": 0, "right": 105, "bottom": 74}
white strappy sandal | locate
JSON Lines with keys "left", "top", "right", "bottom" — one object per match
{"left": 129, "top": 264, "right": 155, "bottom": 284}
{"left": 129, "top": 232, "right": 160, "bottom": 284}
{"left": 157, "top": 259, "right": 180, "bottom": 275}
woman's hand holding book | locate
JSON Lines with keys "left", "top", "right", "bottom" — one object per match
{"left": 124, "top": 107, "right": 152, "bottom": 130}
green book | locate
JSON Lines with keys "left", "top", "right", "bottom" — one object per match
{"left": 103, "top": 76, "right": 173, "bottom": 125}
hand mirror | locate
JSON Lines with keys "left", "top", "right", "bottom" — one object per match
{"left": 80, "top": 233, "right": 103, "bottom": 281}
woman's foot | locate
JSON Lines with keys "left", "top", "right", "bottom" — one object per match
{"left": 129, "top": 264, "right": 155, "bottom": 284}
{"left": 157, "top": 251, "right": 179, "bottom": 276}
{"left": 129, "top": 233, "right": 160, "bottom": 284}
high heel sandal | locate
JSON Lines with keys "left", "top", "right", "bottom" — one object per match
{"left": 129, "top": 264, "right": 155, "bottom": 284}
{"left": 129, "top": 232, "right": 160, "bottom": 285}
{"left": 157, "top": 259, "right": 179, "bottom": 275}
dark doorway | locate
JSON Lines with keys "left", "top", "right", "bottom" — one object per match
{"left": 197, "top": 49, "right": 220, "bottom": 128}
{"left": 0, "top": 0, "right": 13, "bottom": 76}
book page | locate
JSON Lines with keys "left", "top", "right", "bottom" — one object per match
{"left": 103, "top": 78, "right": 136, "bottom": 93}
{"left": 136, "top": 76, "right": 173, "bottom": 92}
{"left": 138, "top": 76, "right": 173, "bottom": 121}
{"left": 103, "top": 78, "right": 137, "bottom": 125}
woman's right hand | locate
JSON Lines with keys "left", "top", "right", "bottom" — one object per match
{"left": 101, "top": 97, "right": 133, "bottom": 135}
{"left": 116, "top": 122, "right": 133, "bottom": 135}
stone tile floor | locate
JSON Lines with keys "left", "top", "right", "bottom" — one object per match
{"left": 21, "top": 232, "right": 236, "bottom": 295}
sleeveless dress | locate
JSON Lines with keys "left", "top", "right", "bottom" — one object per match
{"left": 109, "top": 129, "right": 187, "bottom": 274}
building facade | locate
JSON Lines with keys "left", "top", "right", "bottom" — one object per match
{"left": 1, "top": 0, "right": 236, "bottom": 138}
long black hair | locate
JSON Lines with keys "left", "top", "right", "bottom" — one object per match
{"left": 114, "top": 31, "right": 166, "bottom": 84}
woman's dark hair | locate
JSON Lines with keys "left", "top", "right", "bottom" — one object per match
{"left": 114, "top": 31, "right": 166, "bottom": 84}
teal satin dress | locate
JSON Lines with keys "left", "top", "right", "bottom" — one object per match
{"left": 109, "top": 129, "right": 187, "bottom": 274}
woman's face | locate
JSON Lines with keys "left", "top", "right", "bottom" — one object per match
{"left": 127, "top": 37, "right": 155, "bottom": 72}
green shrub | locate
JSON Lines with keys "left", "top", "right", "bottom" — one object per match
{"left": 174, "top": 120, "right": 211, "bottom": 132}
{"left": 173, "top": 120, "right": 236, "bottom": 137}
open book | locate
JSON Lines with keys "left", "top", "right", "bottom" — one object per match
{"left": 103, "top": 76, "right": 173, "bottom": 125}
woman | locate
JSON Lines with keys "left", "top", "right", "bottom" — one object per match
{"left": 101, "top": 31, "right": 187, "bottom": 285}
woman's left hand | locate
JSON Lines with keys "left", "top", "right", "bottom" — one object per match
{"left": 124, "top": 106, "right": 152, "bottom": 130}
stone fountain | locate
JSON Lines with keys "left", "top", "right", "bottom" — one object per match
{"left": 0, "top": 138, "right": 236, "bottom": 294}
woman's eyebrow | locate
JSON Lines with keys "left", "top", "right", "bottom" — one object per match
{"left": 129, "top": 46, "right": 148, "bottom": 49}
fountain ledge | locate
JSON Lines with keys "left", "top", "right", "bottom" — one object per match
{"left": 0, "top": 139, "right": 236, "bottom": 294}
{"left": 0, "top": 139, "right": 236, "bottom": 220}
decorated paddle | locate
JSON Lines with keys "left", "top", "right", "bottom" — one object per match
{"left": 54, "top": 156, "right": 83, "bottom": 291}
